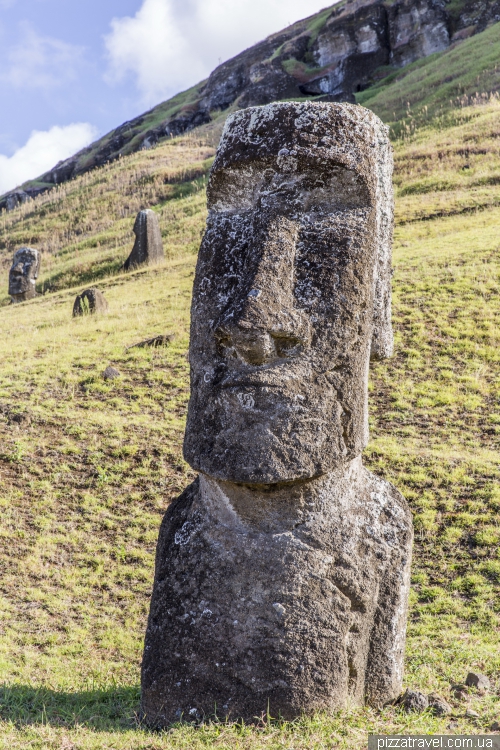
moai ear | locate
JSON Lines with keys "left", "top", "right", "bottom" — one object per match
{"left": 371, "top": 128, "right": 394, "bottom": 361}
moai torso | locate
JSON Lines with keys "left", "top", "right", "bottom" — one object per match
{"left": 9, "top": 247, "right": 40, "bottom": 302}
{"left": 124, "top": 209, "right": 164, "bottom": 270}
{"left": 141, "top": 102, "right": 413, "bottom": 725}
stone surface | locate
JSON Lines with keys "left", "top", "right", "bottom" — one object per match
{"left": 142, "top": 461, "right": 412, "bottom": 724}
{"left": 127, "top": 333, "right": 175, "bottom": 350}
{"left": 388, "top": 0, "right": 449, "bottom": 67}
{"left": 142, "top": 101, "right": 412, "bottom": 726}
{"left": 428, "top": 692, "right": 452, "bottom": 716}
{"left": 465, "top": 672, "right": 490, "bottom": 691}
{"left": 401, "top": 690, "right": 429, "bottom": 713}
{"left": 184, "top": 102, "right": 394, "bottom": 483}
{"left": 451, "top": 684, "right": 469, "bottom": 701}
{"left": 9, "top": 247, "right": 40, "bottom": 303}
{"left": 123, "top": 210, "right": 164, "bottom": 271}
{"left": 72, "top": 288, "right": 108, "bottom": 317}
{"left": 491, "top": 721, "right": 500, "bottom": 731}
{"left": 103, "top": 366, "right": 121, "bottom": 380}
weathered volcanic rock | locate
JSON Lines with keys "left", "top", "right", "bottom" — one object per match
{"left": 103, "top": 366, "right": 121, "bottom": 380}
{"left": 141, "top": 102, "right": 413, "bottom": 726}
{"left": 388, "top": 0, "right": 449, "bottom": 67}
{"left": 127, "top": 333, "right": 175, "bottom": 350}
{"left": 72, "top": 288, "right": 108, "bottom": 316}
{"left": 9, "top": 247, "right": 40, "bottom": 303}
{"left": 465, "top": 672, "right": 490, "bottom": 691}
{"left": 184, "top": 102, "right": 394, "bottom": 483}
{"left": 123, "top": 210, "right": 164, "bottom": 271}
{"left": 428, "top": 692, "right": 452, "bottom": 716}
{"left": 142, "top": 460, "right": 412, "bottom": 724}
{"left": 401, "top": 689, "right": 429, "bottom": 713}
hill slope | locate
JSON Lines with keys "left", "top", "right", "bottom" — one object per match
{"left": 3, "top": 0, "right": 500, "bottom": 211}
{"left": 0, "top": 50, "right": 499, "bottom": 749}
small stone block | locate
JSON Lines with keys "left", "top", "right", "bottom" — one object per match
{"left": 402, "top": 690, "right": 429, "bottom": 713}
{"left": 428, "top": 693, "right": 452, "bottom": 716}
{"left": 451, "top": 684, "right": 469, "bottom": 700}
{"left": 103, "top": 366, "right": 121, "bottom": 380}
{"left": 465, "top": 672, "right": 490, "bottom": 691}
{"left": 127, "top": 333, "right": 175, "bottom": 349}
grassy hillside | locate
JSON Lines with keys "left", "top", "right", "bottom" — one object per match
{"left": 358, "top": 20, "right": 500, "bottom": 132}
{"left": 0, "top": 95, "right": 500, "bottom": 750}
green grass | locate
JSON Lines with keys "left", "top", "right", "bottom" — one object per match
{"left": 358, "top": 21, "right": 500, "bottom": 131}
{"left": 0, "top": 81, "right": 499, "bottom": 748}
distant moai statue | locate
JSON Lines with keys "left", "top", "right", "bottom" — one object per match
{"left": 73, "top": 288, "right": 109, "bottom": 317}
{"left": 123, "top": 209, "right": 164, "bottom": 271}
{"left": 141, "top": 102, "right": 413, "bottom": 725}
{"left": 9, "top": 247, "right": 40, "bottom": 303}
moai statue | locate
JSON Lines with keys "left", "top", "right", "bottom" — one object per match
{"left": 9, "top": 247, "right": 40, "bottom": 303}
{"left": 73, "top": 288, "right": 109, "bottom": 317}
{"left": 123, "top": 209, "right": 164, "bottom": 271}
{"left": 141, "top": 102, "right": 413, "bottom": 725}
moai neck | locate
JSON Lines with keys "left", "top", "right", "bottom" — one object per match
{"left": 198, "top": 458, "right": 363, "bottom": 534}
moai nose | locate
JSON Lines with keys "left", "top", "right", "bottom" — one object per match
{"left": 215, "top": 215, "right": 311, "bottom": 366}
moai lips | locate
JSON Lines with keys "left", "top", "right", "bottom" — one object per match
{"left": 141, "top": 102, "right": 413, "bottom": 726}
{"left": 9, "top": 247, "right": 40, "bottom": 303}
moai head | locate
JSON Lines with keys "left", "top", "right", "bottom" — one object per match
{"left": 123, "top": 209, "right": 164, "bottom": 270}
{"left": 9, "top": 247, "right": 40, "bottom": 302}
{"left": 184, "top": 102, "right": 394, "bottom": 484}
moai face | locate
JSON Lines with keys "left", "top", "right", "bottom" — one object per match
{"left": 9, "top": 247, "right": 40, "bottom": 301}
{"left": 184, "top": 102, "right": 393, "bottom": 484}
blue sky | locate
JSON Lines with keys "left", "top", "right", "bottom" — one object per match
{"left": 0, "top": 0, "right": 334, "bottom": 193}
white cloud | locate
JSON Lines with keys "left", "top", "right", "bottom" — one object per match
{"left": 0, "top": 123, "right": 98, "bottom": 194}
{"left": 105, "top": 0, "right": 336, "bottom": 105}
{"left": 2, "top": 23, "right": 85, "bottom": 90}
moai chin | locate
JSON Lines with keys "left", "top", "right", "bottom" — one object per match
{"left": 123, "top": 209, "right": 164, "bottom": 271}
{"left": 142, "top": 102, "right": 413, "bottom": 726}
{"left": 9, "top": 247, "right": 40, "bottom": 303}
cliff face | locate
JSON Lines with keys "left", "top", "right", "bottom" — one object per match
{"left": 3, "top": 0, "right": 500, "bottom": 211}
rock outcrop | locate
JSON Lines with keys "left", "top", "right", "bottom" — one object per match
{"left": 9, "top": 247, "right": 40, "bottom": 303}
{"left": 2, "top": 0, "right": 499, "bottom": 211}
{"left": 141, "top": 101, "right": 413, "bottom": 726}
{"left": 123, "top": 210, "right": 164, "bottom": 271}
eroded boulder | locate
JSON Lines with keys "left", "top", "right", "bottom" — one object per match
{"left": 123, "top": 209, "right": 164, "bottom": 271}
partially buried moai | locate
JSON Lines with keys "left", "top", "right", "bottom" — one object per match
{"left": 123, "top": 209, "right": 164, "bottom": 271}
{"left": 141, "top": 102, "right": 413, "bottom": 725}
{"left": 9, "top": 247, "right": 40, "bottom": 303}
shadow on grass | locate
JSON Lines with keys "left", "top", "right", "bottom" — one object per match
{"left": 0, "top": 683, "right": 141, "bottom": 731}
{"left": 40, "top": 256, "right": 126, "bottom": 295}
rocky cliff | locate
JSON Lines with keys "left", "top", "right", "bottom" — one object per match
{"left": 2, "top": 0, "right": 500, "bottom": 211}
